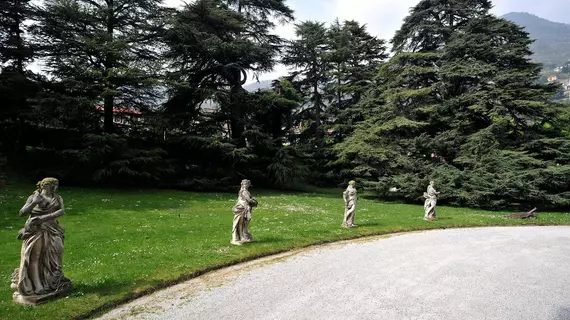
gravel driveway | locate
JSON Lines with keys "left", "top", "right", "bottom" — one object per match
{"left": 98, "top": 226, "right": 570, "bottom": 320}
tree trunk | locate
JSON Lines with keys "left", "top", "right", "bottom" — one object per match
{"left": 314, "top": 82, "right": 321, "bottom": 138}
{"left": 104, "top": 0, "right": 115, "bottom": 133}
{"left": 337, "top": 63, "right": 342, "bottom": 109}
{"left": 13, "top": 4, "right": 26, "bottom": 156}
{"left": 228, "top": 0, "right": 246, "bottom": 146}
{"left": 229, "top": 84, "right": 246, "bottom": 147}
{"left": 103, "top": 95, "right": 114, "bottom": 133}
{"left": 14, "top": 4, "right": 24, "bottom": 75}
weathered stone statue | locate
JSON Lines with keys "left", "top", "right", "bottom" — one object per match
{"left": 423, "top": 180, "right": 440, "bottom": 221}
{"left": 341, "top": 180, "right": 358, "bottom": 228}
{"left": 231, "top": 179, "right": 258, "bottom": 245}
{"left": 11, "top": 177, "right": 72, "bottom": 304}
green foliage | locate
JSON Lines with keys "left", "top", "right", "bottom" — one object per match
{"left": 32, "top": 0, "right": 168, "bottom": 133}
{"left": 281, "top": 19, "right": 387, "bottom": 186}
{"left": 391, "top": 0, "right": 492, "bottom": 52}
{"left": 266, "top": 146, "right": 308, "bottom": 188}
{"left": 0, "top": 0, "right": 40, "bottom": 158}
{"left": 3, "top": 0, "right": 570, "bottom": 211}
{"left": 336, "top": 0, "right": 570, "bottom": 209}
{"left": 79, "top": 134, "right": 173, "bottom": 185}
{"left": 282, "top": 21, "right": 330, "bottom": 136}
{"left": 0, "top": 0, "right": 34, "bottom": 72}
{"left": 325, "top": 19, "right": 387, "bottom": 137}
{"left": 166, "top": 133, "right": 252, "bottom": 190}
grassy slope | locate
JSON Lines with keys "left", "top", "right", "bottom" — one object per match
{"left": 1, "top": 182, "right": 569, "bottom": 320}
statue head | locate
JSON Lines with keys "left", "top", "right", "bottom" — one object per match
{"left": 430, "top": 180, "right": 435, "bottom": 186}
{"left": 348, "top": 180, "right": 356, "bottom": 187}
{"left": 241, "top": 179, "right": 252, "bottom": 189}
{"left": 37, "top": 177, "right": 59, "bottom": 194}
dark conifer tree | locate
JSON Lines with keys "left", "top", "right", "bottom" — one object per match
{"left": 335, "top": 0, "right": 570, "bottom": 209}
{"left": 0, "top": 0, "right": 38, "bottom": 157}
{"left": 33, "top": 0, "right": 168, "bottom": 133}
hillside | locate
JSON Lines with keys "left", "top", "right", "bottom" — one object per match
{"left": 502, "top": 12, "right": 570, "bottom": 67}
{"left": 244, "top": 79, "right": 273, "bottom": 91}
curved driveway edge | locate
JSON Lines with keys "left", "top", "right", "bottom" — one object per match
{"left": 98, "top": 226, "right": 570, "bottom": 320}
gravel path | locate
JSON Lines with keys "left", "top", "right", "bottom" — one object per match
{"left": 98, "top": 226, "right": 570, "bottom": 320}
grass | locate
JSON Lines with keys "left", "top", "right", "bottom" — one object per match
{"left": 1, "top": 182, "right": 569, "bottom": 320}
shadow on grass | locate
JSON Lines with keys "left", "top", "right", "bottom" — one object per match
{"left": 73, "top": 278, "right": 162, "bottom": 297}
{"left": 255, "top": 189, "right": 341, "bottom": 200}
{"left": 253, "top": 237, "right": 288, "bottom": 244}
{"left": 355, "top": 222, "right": 382, "bottom": 227}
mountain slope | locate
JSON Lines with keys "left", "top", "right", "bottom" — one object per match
{"left": 244, "top": 80, "right": 273, "bottom": 91}
{"left": 502, "top": 12, "right": 570, "bottom": 67}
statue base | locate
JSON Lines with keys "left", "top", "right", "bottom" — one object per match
{"left": 13, "top": 285, "right": 72, "bottom": 305}
{"left": 341, "top": 223, "right": 357, "bottom": 228}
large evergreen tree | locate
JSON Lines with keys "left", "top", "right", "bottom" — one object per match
{"left": 0, "top": 0, "right": 34, "bottom": 73}
{"left": 391, "top": 0, "right": 492, "bottom": 52}
{"left": 33, "top": 0, "right": 168, "bottom": 133}
{"left": 164, "top": 0, "right": 293, "bottom": 146}
{"left": 162, "top": 0, "right": 301, "bottom": 189}
{"left": 0, "top": 0, "right": 38, "bottom": 157}
{"left": 221, "top": 0, "right": 293, "bottom": 146}
{"left": 18, "top": 0, "right": 173, "bottom": 185}
{"left": 282, "top": 21, "right": 329, "bottom": 139}
{"left": 326, "top": 19, "right": 387, "bottom": 138}
{"left": 335, "top": 0, "right": 570, "bottom": 209}
{"left": 163, "top": 0, "right": 244, "bottom": 127}
{"left": 435, "top": 14, "right": 570, "bottom": 208}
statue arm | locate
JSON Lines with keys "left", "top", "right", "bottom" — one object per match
{"left": 242, "top": 190, "right": 257, "bottom": 205}
{"left": 19, "top": 193, "right": 39, "bottom": 217}
{"left": 39, "top": 196, "right": 65, "bottom": 222}
{"left": 427, "top": 186, "right": 439, "bottom": 196}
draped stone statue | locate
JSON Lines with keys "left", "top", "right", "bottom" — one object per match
{"left": 231, "top": 179, "right": 258, "bottom": 245}
{"left": 423, "top": 180, "right": 440, "bottom": 221}
{"left": 11, "top": 178, "right": 72, "bottom": 304}
{"left": 341, "top": 180, "right": 358, "bottom": 228}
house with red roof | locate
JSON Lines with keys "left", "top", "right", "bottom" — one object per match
{"left": 95, "top": 106, "right": 143, "bottom": 128}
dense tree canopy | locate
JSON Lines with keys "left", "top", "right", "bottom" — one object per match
{"left": 33, "top": 0, "right": 168, "bottom": 133}
{"left": 0, "top": 0, "right": 38, "bottom": 156}
{"left": 334, "top": 0, "right": 570, "bottom": 209}
{"left": 1, "top": 0, "right": 569, "bottom": 208}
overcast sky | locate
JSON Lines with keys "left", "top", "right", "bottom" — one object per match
{"left": 165, "top": 0, "right": 570, "bottom": 83}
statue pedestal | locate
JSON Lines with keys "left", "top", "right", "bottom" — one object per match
{"left": 13, "top": 286, "right": 72, "bottom": 305}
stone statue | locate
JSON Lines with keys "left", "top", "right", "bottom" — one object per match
{"left": 11, "top": 177, "right": 72, "bottom": 304}
{"left": 231, "top": 179, "right": 258, "bottom": 245}
{"left": 423, "top": 180, "right": 440, "bottom": 221}
{"left": 341, "top": 180, "right": 358, "bottom": 228}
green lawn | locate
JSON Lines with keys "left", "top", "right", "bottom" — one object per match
{"left": 1, "top": 182, "right": 569, "bottom": 320}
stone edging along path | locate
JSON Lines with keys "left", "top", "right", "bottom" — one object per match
{"left": 94, "top": 225, "right": 570, "bottom": 320}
